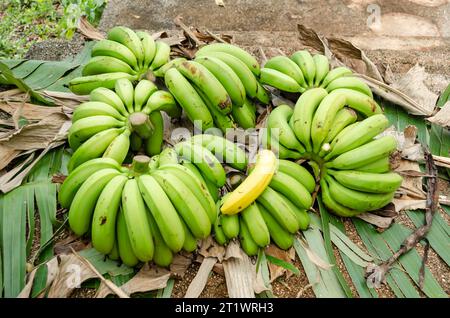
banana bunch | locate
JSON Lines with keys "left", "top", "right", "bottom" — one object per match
{"left": 67, "top": 78, "right": 181, "bottom": 172}
{"left": 263, "top": 87, "right": 402, "bottom": 217}
{"left": 215, "top": 158, "right": 315, "bottom": 254}
{"left": 69, "top": 26, "right": 170, "bottom": 95}
{"left": 160, "top": 43, "right": 269, "bottom": 131}
{"left": 60, "top": 155, "right": 217, "bottom": 267}
{"left": 260, "top": 50, "right": 372, "bottom": 97}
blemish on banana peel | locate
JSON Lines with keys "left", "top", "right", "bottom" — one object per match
{"left": 100, "top": 216, "right": 107, "bottom": 225}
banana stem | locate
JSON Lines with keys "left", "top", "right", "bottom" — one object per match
{"left": 131, "top": 155, "right": 151, "bottom": 175}
{"left": 129, "top": 112, "right": 154, "bottom": 139}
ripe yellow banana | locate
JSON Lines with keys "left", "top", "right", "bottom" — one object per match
{"left": 221, "top": 149, "right": 277, "bottom": 215}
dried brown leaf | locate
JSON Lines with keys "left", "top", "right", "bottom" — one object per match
{"left": 0, "top": 101, "right": 63, "bottom": 121}
{"left": 77, "top": 17, "right": 105, "bottom": 40}
{"left": 299, "top": 238, "right": 333, "bottom": 270}
{"left": 184, "top": 257, "right": 217, "bottom": 298}
{"left": 198, "top": 236, "right": 226, "bottom": 262}
{"left": 95, "top": 263, "right": 170, "bottom": 298}
{"left": 265, "top": 244, "right": 293, "bottom": 282}
{"left": 18, "top": 257, "right": 59, "bottom": 298}
{"left": 169, "top": 253, "right": 193, "bottom": 278}
{"left": 222, "top": 241, "right": 254, "bottom": 298}
{"left": 356, "top": 213, "right": 394, "bottom": 229}
{"left": 428, "top": 102, "right": 450, "bottom": 128}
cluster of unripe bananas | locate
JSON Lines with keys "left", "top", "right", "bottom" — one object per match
{"left": 155, "top": 43, "right": 271, "bottom": 132}
{"left": 214, "top": 151, "right": 316, "bottom": 254}
{"left": 59, "top": 135, "right": 247, "bottom": 267}
{"left": 67, "top": 78, "right": 180, "bottom": 172}
{"left": 263, "top": 88, "right": 402, "bottom": 217}
{"left": 69, "top": 26, "right": 170, "bottom": 95}
{"left": 260, "top": 50, "right": 372, "bottom": 96}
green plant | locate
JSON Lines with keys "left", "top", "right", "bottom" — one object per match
{"left": 59, "top": 0, "right": 107, "bottom": 38}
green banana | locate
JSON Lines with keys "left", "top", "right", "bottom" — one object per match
{"left": 258, "top": 203, "right": 294, "bottom": 250}
{"left": 91, "top": 174, "right": 128, "bottom": 254}
{"left": 291, "top": 50, "right": 315, "bottom": 86}
{"left": 59, "top": 158, "right": 122, "bottom": 208}
{"left": 198, "top": 51, "right": 258, "bottom": 99}
{"left": 325, "top": 175, "right": 395, "bottom": 212}
{"left": 291, "top": 88, "right": 328, "bottom": 152}
{"left": 328, "top": 169, "right": 402, "bottom": 194}
{"left": 114, "top": 78, "right": 134, "bottom": 113}
{"left": 323, "top": 107, "right": 357, "bottom": 144}
{"left": 91, "top": 39, "right": 138, "bottom": 70}
{"left": 89, "top": 87, "right": 128, "bottom": 115}
{"left": 269, "top": 171, "right": 312, "bottom": 209}
{"left": 82, "top": 56, "right": 136, "bottom": 76}
{"left": 190, "top": 134, "right": 247, "bottom": 171}
{"left": 214, "top": 214, "right": 228, "bottom": 246}
{"left": 195, "top": 55, "right": 246, "bottom": 107}
{"left": 68, "top": 115, "right": 124, "bottom": 150}
{"left": 320, "top": 179, "right": 360, "bottom": 217}
{"left": 180, "top": 218, "right": 198, "bottom": 252}
{"left": 130, "top": 132, "right": 143, "bottom": 152}
{"left": 310, "top": 91, "right": 347, "bottom": 153}
{"left": 326, "top": 76, "right": 373, "bottom": 98}
{"left": 69, "top": 72, "right": 136, "bottom": 95}
{"left": 277, "top": 191, "right": 310, "bottom": 230}
{"left": 313, "top": 54, "right": 329, "bottom": 86}
{"left": 320, "top": 66, "right": 352, "bottom": 88}
{"left": 143, "top": 90, "right": 181, "bottom": 118}
{"left": 164, "top": 67, "right": 214, "bottom": 131}
{"left": 144, "top": 111, "right": 164, "bottom": 156}
{"left": 148, "top": 155, "right": 160, "bottom": 172}
{"left": 116, "top": 207, "right": 139, "bottom": 266}
{"left": 150, "top": 41, "right": 170, "bottom": 70}
{"left": 241, "top": 203, "right": 270, "bottom": 247}
{"left": 325, "top": 114, "right": 389, "bottom": 160}
{"left": 195, "top": 85, "right": 235, "bottom": 133}
{"left": 267, "top": 104, "right": 305, "bottom": 152}
{"left": 176, "top": 60, "right": 232, "bottom": 114}
{"left": 122, "top": 178, "right": 154, "bottom": 262}
{"left": 72, "top": 101, "right": 125, "bottom": 122}
{"left": 174, "top": 141, "right": 226, "bottom": 187}
{"left": 260, "top": 68, "right": 303, "bottom": 93}
{"left": 107, "top": 26, "right": 144, "bottom": 67}
{"left": 134, "top": 79, "right": 158, "bottom": 111}
{"left": 221, "top": 213, "right": 240, "bottom": 239}
{"left": 334, "top": 88, "right": 382, "bottom": 117}
{"left": 108, "top": 239, "right": 119, "bottom": 261}
{"left": 102, "top": 129, "right": 131, "bottom": 164}
{"left": 264, "top": 55, "right": 305, "bottom": 86}
{"left": 239, "top": 218, "right": 259, "bottom": 256}
{"left": 231, "top": 98, "right": 256, "bottom": 129}
{"left": 136, "top": 31, "right": 156, "bottom": 69}
{"left": 146, "top": 211, "right": 173, "bottom": 267}
{"left": 152, "top": 170, "right": 211, "bottom": 239}
{"left": 180, "top": 160, "right": 219, "bottom": 202}
{"left": 196, "top": 43, "right": 260, "bottom": 76}
{"left": 158, "top": 164, "right": 216, "bottom": 224}
{"left": 356, "top": 156, "right": 391, "bottom": 173}
{"left": 277, "top": 159, "right": 316, "bottom": 193}
{"left": 68, "top": 128, "right": 124, "bottom": 172}
{"left": 68, "top": 168, "right": 120, "bottom": 235}
{"left": 158, "top": 147, "right": 179, "bottom": 166}
{"left": 261, "top": 127, "right": 302, "bottom": 159}
{"left": 255, "top": 81, "right": 270, "bottom": 104}
{"left": 326, "top": 135, "right": 397, "bottom": 170}
{"left": 153, "top": 58, "right": 186, "bottom": 77}
{"left": 256, "top": 186, "right": 299, "bottom": 234}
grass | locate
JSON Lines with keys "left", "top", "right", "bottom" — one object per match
{"left": 0, "top": 0, "right": 106, "bottom": 59}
